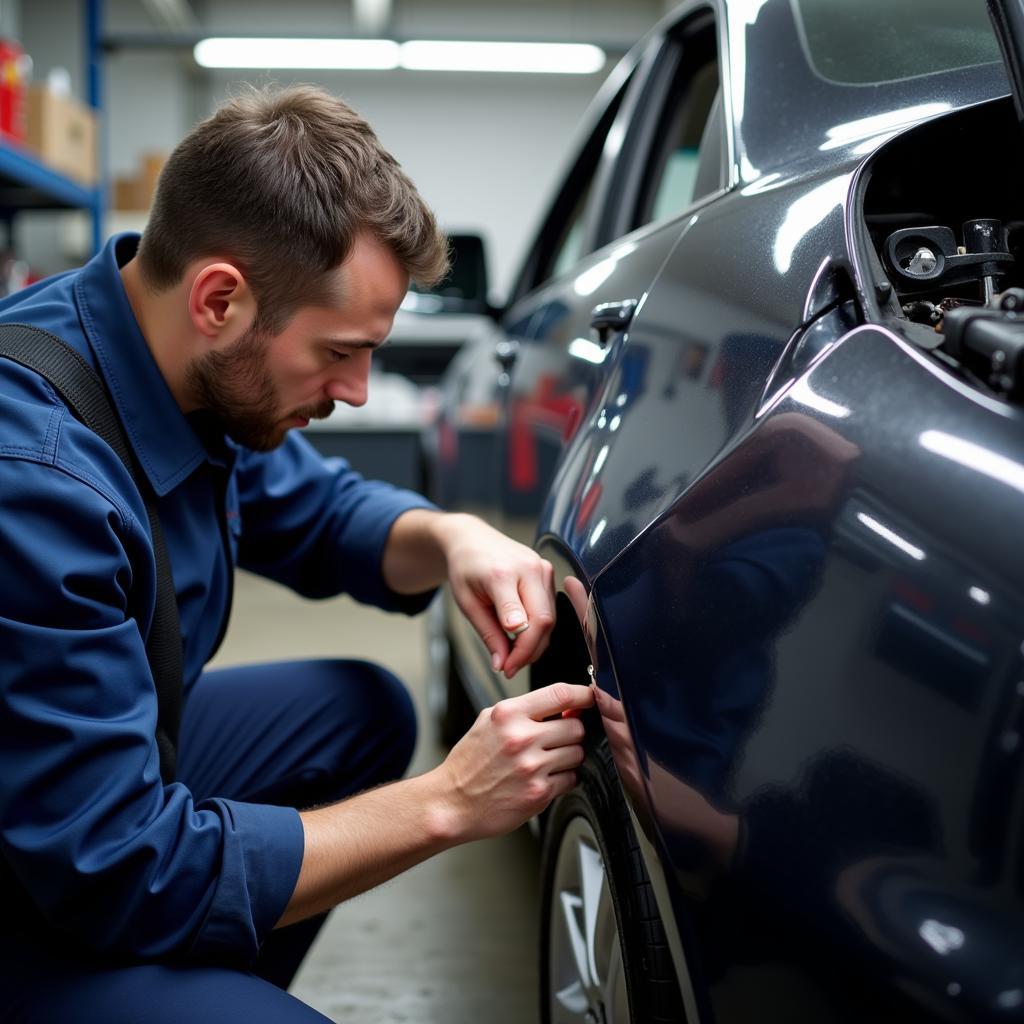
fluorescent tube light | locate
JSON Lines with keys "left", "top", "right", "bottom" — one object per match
{"left": 400, "top": 40, "right": 605, "bottom": 73}
{"left": 194, "top": 37, "right": 400, "bottom": 69}
{"left": 193, "top": 37, "right": 606, "bottom": 74}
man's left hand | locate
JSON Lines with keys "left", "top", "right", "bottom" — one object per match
{"left": 435, "top": 514, "right": 555, "bottom": 678}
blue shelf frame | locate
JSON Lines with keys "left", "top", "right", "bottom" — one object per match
{"left": 0, "top": 0, "right": 104, "bottom": 255}
{"left": 0, "top": 140, "right": 101, "bottom": 209}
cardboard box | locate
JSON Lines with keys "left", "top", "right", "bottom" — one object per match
{"left": 112, "top": 175, "right": 145, "bottom": 210}
{"left": 110, "top": 153, "right": 167, "bottom": 211}
{"left": 138, "top": 152, "right": 165, "bottom": 207}
{"left": 25, "top": 85, "right": 97, "bottom": 187}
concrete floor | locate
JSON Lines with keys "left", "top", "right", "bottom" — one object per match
{"left": 209, "top": 571, "right": 541, "bottom": 1023}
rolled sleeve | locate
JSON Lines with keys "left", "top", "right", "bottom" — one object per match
{"left": 235, "top": 431, "right": 438, "bottom": 612}
{"left": 188, "top": 799, "right": 304, "bottom": 961}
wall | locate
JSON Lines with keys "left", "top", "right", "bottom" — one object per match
{"left": 0, "top": 0, "right": 18, "bottom": 39}
{"left": 201, "top": 67, "right": 608, "bottom": 297}
{"left": 9, "top": 0, "right": 667, "bottom": 294}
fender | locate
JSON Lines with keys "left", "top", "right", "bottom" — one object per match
{"left": 532, "top": 533, "right": 702, "bottom": 1023}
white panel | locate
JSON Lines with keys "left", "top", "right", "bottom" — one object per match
{"left": 393, "top": 0, "right": 660, "bottom": 42}
{"left": 106, "top": 51, "right": 191, "bottom": 175}
{"left": 0, "top": 0, "right": 20, "bottom": 39}
{"left": 203, "top": 65, "right": 611, "bottom": 296}
{"left": 198, "top": 0, "right": 357, "bottom": 35}
{"left": 354, "top": 0, "right": 393, "bottom": 36}
{"left": 19, "top": 0, "right": 84, "bottom": 94}
{"left": 183, "top": 0, "right": 659, "bottom": 43}
{"left": 15, "top": 0, "right": 654, "bottom": 288}
{"left": 109, "top": 0, "right": 170, "bottom": 33}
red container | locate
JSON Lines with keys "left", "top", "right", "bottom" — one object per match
{"left": 0, "top": 40, "right": 29, "bottom": 142}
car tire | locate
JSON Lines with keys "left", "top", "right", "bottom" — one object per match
{"left": 540, "top": 739, "right": 685, "bottom": 1024}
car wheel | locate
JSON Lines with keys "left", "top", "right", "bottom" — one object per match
{"left": 540, "top": 739, "right": 685, "bottom": 1024}
{"left": 426, "top": 594, "right": 476, "bottom": 747}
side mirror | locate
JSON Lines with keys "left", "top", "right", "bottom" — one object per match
{"left": 402, "top": 232, "right": 495, "bottom": 317}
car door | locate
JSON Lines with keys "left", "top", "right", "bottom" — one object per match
{"left": 485, "top": 5, "right": 727, "bottom": 701}
{"left": 432, "top": 41, "right": 648, "bottom": 707}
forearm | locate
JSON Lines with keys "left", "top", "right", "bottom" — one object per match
{"left": 277, "top": 768, "right": 458, "bottom": 927}
{"left": 381, "top": 508, "right": 471, "bottom": 595}
{"left": 278, "top": 682, "right": 595, "bottom": 928}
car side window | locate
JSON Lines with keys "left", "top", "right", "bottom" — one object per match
{"left": 548, "top": 181, "right": 594, "bottom": 282}
{"left": 634, "top": 31, "right": 723, "bottom": 229}
{"left": 524, "top": 75, "right": 632, "bottom": 292}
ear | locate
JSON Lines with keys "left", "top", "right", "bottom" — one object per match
{"left": 187, "top": 262, "right": 256, "bottom": 343}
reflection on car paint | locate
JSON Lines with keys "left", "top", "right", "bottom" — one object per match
{"left": 427, "top": 1, "right": 1024, "bottom": 1019}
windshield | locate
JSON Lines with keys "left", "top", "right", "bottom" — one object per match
{"left": 793, "top": 0, "right": 1002, "bottom": 85}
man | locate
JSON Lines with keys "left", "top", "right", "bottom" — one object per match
{"left": 0, "top": 86, "right": 591, "bottom": 1022}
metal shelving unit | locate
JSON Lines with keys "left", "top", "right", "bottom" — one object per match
{"left": 0, "top": 0, "right": 104, "bottom": 255}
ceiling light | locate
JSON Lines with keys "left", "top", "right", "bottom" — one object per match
{"left": 194, "top": 37, "right": 400, "bottom": 69}
{"left": 400, "top": 40, "right": 605, "bottom": 74}
{"left": 193, "top": 37, "right": 606, "bottom": 74}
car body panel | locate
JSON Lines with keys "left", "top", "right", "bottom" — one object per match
{"left": 541, "top": 169, "right": 855, "bottom": 584}
{"left": 427, "top": 1, "right": 1024, "bottom": 1018}
{"left": 722, "top": 0, "right": 1007, "bottom": 186}
{"left": 593, "top": 321, "right": 1024, "bottom": 1020}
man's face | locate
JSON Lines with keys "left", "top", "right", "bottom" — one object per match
{"left": 186, "top": 233, "right": 409, "bottom": 451}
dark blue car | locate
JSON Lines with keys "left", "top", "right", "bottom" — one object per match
{"left": 423, "top": 1, "right": 1024, "bottom": 1020}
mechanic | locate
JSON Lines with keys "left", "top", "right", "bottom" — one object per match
{"left": 0, "top": 85, "right": 591, "bottom": 1022}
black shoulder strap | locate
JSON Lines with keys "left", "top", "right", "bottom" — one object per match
{"left": 0, "top": 322, "right": 182, "bottom": 785}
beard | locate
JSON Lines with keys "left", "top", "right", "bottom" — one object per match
{"left": 184, "top": 324, "right": 334, "bottom": 451}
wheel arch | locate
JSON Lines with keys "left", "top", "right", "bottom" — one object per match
{"left": 532, "top": 533, "right": 704, "bottom": 1023}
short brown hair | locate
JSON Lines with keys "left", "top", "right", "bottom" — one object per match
{"left": 137, "top": 85, "right": 449, "bottom": 332}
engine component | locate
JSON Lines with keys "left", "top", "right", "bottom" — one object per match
{"left": 901, "top": 299, "right": 942, "bottom": 325}
{"left": 943, "top": 288, "right": 1024, "bottom": 400}
{"left": 963, "top": 219, "right": 1008, "bottom": 304}
{"left": 906, "top": 247, "right": 938, "bottom": 276}
{"left": 884, "top": 222, "right": 1014, "bottom": 296}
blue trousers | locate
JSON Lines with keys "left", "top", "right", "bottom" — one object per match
{"left": 3, "top": 658, "right": 418, "bottom": 1023}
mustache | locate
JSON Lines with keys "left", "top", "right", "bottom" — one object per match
{"left": 293, "top": 399, "right": 336, "bottom": 421}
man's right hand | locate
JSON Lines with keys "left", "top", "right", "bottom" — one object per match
{"left": 279, "top": 682, "right": 593, "bottom": 928}
{"left": 432, "top": 682, "right": 593, "bottom": 842}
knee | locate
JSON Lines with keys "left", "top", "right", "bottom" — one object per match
{"left": 363, "top": 660, "right": 417, "bottom": 759}
{"left": 327, "top": 659, "right": 418, "bottom": 782}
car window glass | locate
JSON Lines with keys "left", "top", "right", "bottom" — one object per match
{"left": 527, "top": 75, "right": 632, "bottom": 290}
{"left": 636, "top": 49, "right": 721, "bottom": 229}
{"left": 794, "top": 0, "right": 998, "bottom": 85}
{"left": 549, "top": 182, "right": 593, "bottom": 281}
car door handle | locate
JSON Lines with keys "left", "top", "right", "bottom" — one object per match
{"left": 494, "top": 338, "right": 519, "bottom": 370}
{"left": 590, "top": 299, "right": 638, "bottom": 345}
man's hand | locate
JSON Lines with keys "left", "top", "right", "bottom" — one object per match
{"left": 279, "top": 682, "right": 593, "bottom": 927}
{"left": 434, "top": 682, "right": 593, "bottom": 841}
{"left": 381, "top": 509, "right": 556, "bottom": 677}
{"left": 433, "top": 513, "right": 556, "bottom": 678}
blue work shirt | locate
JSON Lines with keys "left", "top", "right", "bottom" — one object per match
{"left": 0, "top": 234, "right": 437, "bottom": 966}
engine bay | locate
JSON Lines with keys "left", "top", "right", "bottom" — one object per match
{"left": 862, "top": 96, "right": 1024, "bottom": 402}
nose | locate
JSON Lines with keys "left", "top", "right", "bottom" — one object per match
{"left": 326, "top": 355, "right": 370, "bottom": 407}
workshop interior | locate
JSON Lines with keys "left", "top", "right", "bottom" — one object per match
{"left": 1, "top": 1, "right": 1023, "bottom": 1022}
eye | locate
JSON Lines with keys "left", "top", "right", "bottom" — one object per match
{"left": 327, "top": 348, "right": 351, "bottom": 363}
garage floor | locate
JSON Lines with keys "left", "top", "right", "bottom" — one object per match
{"left": 209, "top": 571, "right": 541, "bottom": 1023}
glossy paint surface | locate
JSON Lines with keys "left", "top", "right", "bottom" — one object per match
{"left": 428, "top": 0, "right": 1024, "bottom": 1018}
{"left": 594, "top": 324, "right": 1024, "bottom": 1020}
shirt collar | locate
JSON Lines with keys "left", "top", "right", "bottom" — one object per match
{"left": 74, "top": 233, "right": 208, "bottom": 496}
